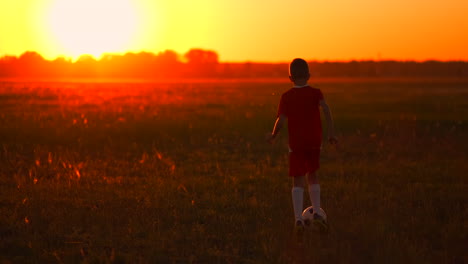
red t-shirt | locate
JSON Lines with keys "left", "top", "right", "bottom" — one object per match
{"left": 277, "top": 86, "right": 324, "bottom": 151}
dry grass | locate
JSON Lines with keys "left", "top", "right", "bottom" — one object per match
{"left": 0, "top": 78, "right": 467, "bottom": 263}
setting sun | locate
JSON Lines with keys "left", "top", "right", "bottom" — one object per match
{"left": 0, "top": 0, "right": 467, "bottom": 61}
{"left": 47, "top": 0, "right": 139, "bottom": 59}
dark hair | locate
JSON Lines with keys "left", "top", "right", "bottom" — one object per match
{"left": 289, "top": 58, "right": 310, "bottom": 78}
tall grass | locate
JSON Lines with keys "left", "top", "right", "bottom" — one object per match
{"left": 0, "top": 78, "right": 467, "bottom": 263}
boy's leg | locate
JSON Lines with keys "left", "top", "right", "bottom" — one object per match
{"left": 307, "top": 172, "right": 328, "bottom": 232}
{"left": 292, "top": 176, "right": 305, "bottom": 222}
{"left": 307, "top": 172, "right": 321, "bottom": 213}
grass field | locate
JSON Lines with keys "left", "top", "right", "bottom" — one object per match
{"left": 0, "top": 78, "right": 467, "bottom": 263}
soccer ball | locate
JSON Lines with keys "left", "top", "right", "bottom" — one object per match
{"left": 302, "top": 206, "right": 327, "bottom": 226}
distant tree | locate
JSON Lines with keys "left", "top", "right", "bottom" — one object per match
{"left": 17, "top": 51, "right": 47, "bottom": 76}
{"left": 48, "top": 57, "right": 72, "bottom": 77}
{"left": 156, "top": 50, "right": 179, "bottom": 65}
{"left": 73, "top": 55, "right": 98, "bottom": 77}
{"left": 154, "top": 50, "right": 182, "bottom": 77}
{"left": 185, "top": 49, "right": 218, "bottom": 65}
{"left": 76, "top": 54, "right": 96, "bottom": 63}
{"left": 131, "top": 52, "right": 157, "bottom": 77}
{"left": 19, "top": 51, "right": 44, "bottom": 64}
{"left": 184, "top": 49, "right": 219, "bottom": 77}
{"left": 0, "top": 56, "right": 18, "bottom": 76}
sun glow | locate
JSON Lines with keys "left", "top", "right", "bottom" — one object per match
{"left": 47, "top": 0, "right": 139, "bottom": 60}
{"left": 1, "top": 0, "right": 467, "bottom": 62}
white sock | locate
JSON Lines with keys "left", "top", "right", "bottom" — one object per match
{"left": 309, "top": 184, "right": 321, "bottom": 213}
{"left": 291, "top": 187, "right": 304, "bottom": 221}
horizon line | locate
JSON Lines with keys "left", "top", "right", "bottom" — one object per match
{"left": 1, "top": 50, "right": 468, "bottom": 64}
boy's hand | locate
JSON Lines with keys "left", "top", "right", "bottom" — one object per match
{"left": 328, "top": 136, "right": 338, "bottom": 145}
{"left": 265, "top": 133, "right": 275, "bottom": 144}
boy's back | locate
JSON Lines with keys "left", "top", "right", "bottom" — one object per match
{"left": 278, "top": 86, "right": 324, "bottom": 151}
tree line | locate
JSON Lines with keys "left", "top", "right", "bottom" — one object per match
{"left": 1, "top": 49, "right": 467, "bottom": 78}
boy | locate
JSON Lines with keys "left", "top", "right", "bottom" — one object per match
{"left": 266, "top": 58, "right": 337, "bottom": 233}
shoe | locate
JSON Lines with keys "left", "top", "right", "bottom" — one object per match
{"left": 312, "top": 213, "right": 329, "bottom": 233}
{"left": 295, "top": 220, "right": 305, "bottom": 233}
{"left": 294, "top": 220, "right": 305, "bottom": 242}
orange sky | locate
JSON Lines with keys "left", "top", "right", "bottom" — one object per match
{"left": 1, "top": 0, "right": 467, "bottom": 62}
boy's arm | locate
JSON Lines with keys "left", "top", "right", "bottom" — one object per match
{"left": 266, "top": 114, "right": 286, "bottom": 143}
{"left": 319, "top": 99, "right": 338, "bottom": 144}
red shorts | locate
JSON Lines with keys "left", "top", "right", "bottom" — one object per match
{"left": 289, "top": 149, "right": 320, "bottom": 177}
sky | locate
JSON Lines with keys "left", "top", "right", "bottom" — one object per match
{"left": 0, "top": 0, "right": 467, "bottom": 62}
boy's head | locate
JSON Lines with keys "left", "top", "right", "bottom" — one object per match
{"left": 289, "top": 58, "right": 310, "bottom": 84}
